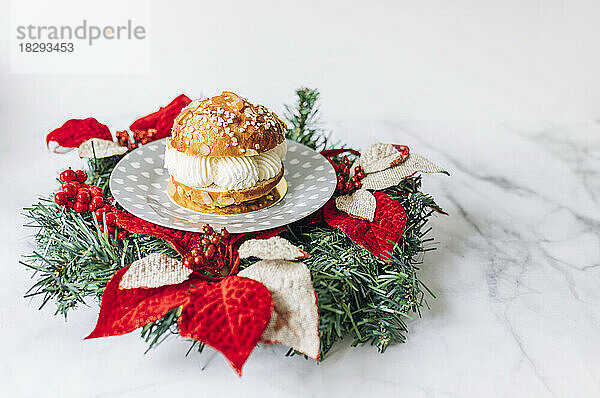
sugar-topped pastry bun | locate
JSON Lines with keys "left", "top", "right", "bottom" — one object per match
{"left": 165, "top": 91, "right": 287, "bottom": 208}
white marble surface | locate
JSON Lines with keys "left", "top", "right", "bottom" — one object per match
{"left": 1, "top": 119, "right": 599, "bottom": 397}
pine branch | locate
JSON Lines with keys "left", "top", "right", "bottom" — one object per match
{"left": 284, "top": 88, "right": 330, "bottom": 150}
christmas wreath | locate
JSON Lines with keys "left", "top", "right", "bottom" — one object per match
{"left": 22, "top": 88, "right": 448, "bottom": 375}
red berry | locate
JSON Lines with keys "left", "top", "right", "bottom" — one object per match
{"left": 204, "top": 244, "right": 216, "bottom": 259}
{"left": 74, "top": 201, "right": 88, "bottom": 213}
{"left": 191, "top": 247, "right": 201, "bottom": 257}
{"left": 63, "top": 183, "right": 78, "bottom": 198}
{"left": 54, "top": 191, "right": 68, "bottom": 205}
{"left": 220, "top": 228, "right": 230, "bottom": 241}
{"left": 70, "top": 181, "right": 81, "bottom": 190}
{"left": 342, "top": 156, "right": 349, "bottom": 165}
{"left": 59, "top": 169, "right": 76, "bottom": 183}
{"left": 107, "top": 224, "right": 116, "bottom": 234}
{"left": 211, "top": 235, "right": 220, "bottom": 245}
{"left": 89, "top": 186, "right": 104, "bottom": 197}
{"left": 201, "top": 237, "right": 211, "bottom": 247}
{"left": 75, "top": 170, "right": 87, "bottom": 183}
{"left": 98, "top": 223, "right": 105, "bottom": 232}
{"left": 140, "top": 138, "right": 149, "bottom": 145}
{"left": 104, "top": 212, "right": 116, "bottom": 226}
{"left": 101, "top": 204, "right": 112, "bottom": 213}
{"left": 89, "top": 196, "right": 104, "bottom": 211}
{"left": 183, "top": 257, "right": 192, "bottom": 268}
{"left": 354, "top": 181, "right": 362, "bottom": 189}
{"left": 345, "top": 181, "right": 353, "bottom": 191}
{"left": 354, "top": 166, "right": 362, "bottom": 173}
{"left": 76, "top": 190, "right": 91, "bottom": 204}
{"left": 117, "top": 231, "right": 128, "bottom": 241}
{"left": 194, "top": 256, "right": 203, "bottom": 265}
{"left": 95, "top": 208, "right": 106, "bottom": 222}
{"left": 203, "top": 225, "right": 214, "bottom": 235}
{"left": 336, "top": 182, "right": 344, "bottom": 192}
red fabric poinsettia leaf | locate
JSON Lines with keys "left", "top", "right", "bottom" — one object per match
{"left": 178, "top": 276, "right": 273, "bottom": 376}
{"left": 129, "top": 94, "right": 190, "bottom": 131}
{"left": 86, "top": 265, "right": 201, "bottom": 339}
{"left": 320, "top": 148, "right": 361, "bottom": 158}
{"left": 46, "top": 118, "right": 112, "bottom": 149}
{"left": 323, "top": 191, "right": 407, "bottom": 259}
{"left": 320, "top": 148, "right": 361, "bottom": 170}
{"left": 130, "top": 94, "right": 191, "bottom": 139}
{"left": 113, "top": 208, "right": 200, "bottom": 256}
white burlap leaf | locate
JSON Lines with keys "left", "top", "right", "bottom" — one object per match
{"left": 335, "top": 188, "right": 376, "bottom": 221}
{"left": 238, "top": 259, "right": 320, "bottom": 360}
{"left": 361, "top": 153, "right": 448, "bottom": 190}
{"left": 238, "top": 236, "right": 309, "bottom": 260}
{"left": 119, "top": 253, "right": 192, "bottom": 289}
{"left": 79, "top": 138, "right": 128, "bottom": 159}
{"left": 358, "top": 142, "right": 410, "bottom": 173}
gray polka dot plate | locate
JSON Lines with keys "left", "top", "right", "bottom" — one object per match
{"left": 109, "top": 139, "right": 337, "bottom": 233}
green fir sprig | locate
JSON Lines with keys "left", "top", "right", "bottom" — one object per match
{"left": 21, "top": 88, "right": 443, "bottom": 359}
{"left": 284, "top": 88, "right": 329, "bottom": 151}
{"left": 275, "top": 175, "right": 440, "bottom": 356}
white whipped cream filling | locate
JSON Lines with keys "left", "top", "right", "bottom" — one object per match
{"left": 165, "top": 141, "right": 286, "bottom": 190}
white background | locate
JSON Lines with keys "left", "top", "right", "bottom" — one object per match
{"left": 2, "top": 0, "right": 600, "bottom": 127}
{"left": 1, "top": 1, "right": 600, "bottom": 397}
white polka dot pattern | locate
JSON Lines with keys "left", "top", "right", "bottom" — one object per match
{"left": 109, "top": 139, "right": 337, "bottom": 233}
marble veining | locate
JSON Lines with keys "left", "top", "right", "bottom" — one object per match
{"left": 2, "top": 120, "right": 599, "bottom": 397}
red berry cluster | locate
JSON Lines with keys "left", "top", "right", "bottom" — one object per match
{"left": 54, "top": 168, "right": 128, "bottom": 242}
{"left": 55, "top": 168, "right": 92, "bottom": 212}
{"left": 95, "top": 206, "right": 128, "bottom": 242}
{"left": 336, "top": 156, "right": 366, "bottom": 195}
{"left": 115, "top": 130, "right": 130, "bottom": 148}
{"left": 182, "top": 225, "right": 231, "bottom": 274}
{"left": 116, "top": 128, "right": 157, "bottom": 151}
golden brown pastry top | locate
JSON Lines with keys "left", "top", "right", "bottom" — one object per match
{"left": 169, "top": 91, "right": 287, "bottom": 157}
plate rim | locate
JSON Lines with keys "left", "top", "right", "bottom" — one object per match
{"left": 109, "top": 138, "right": 336, "bottom": 233}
